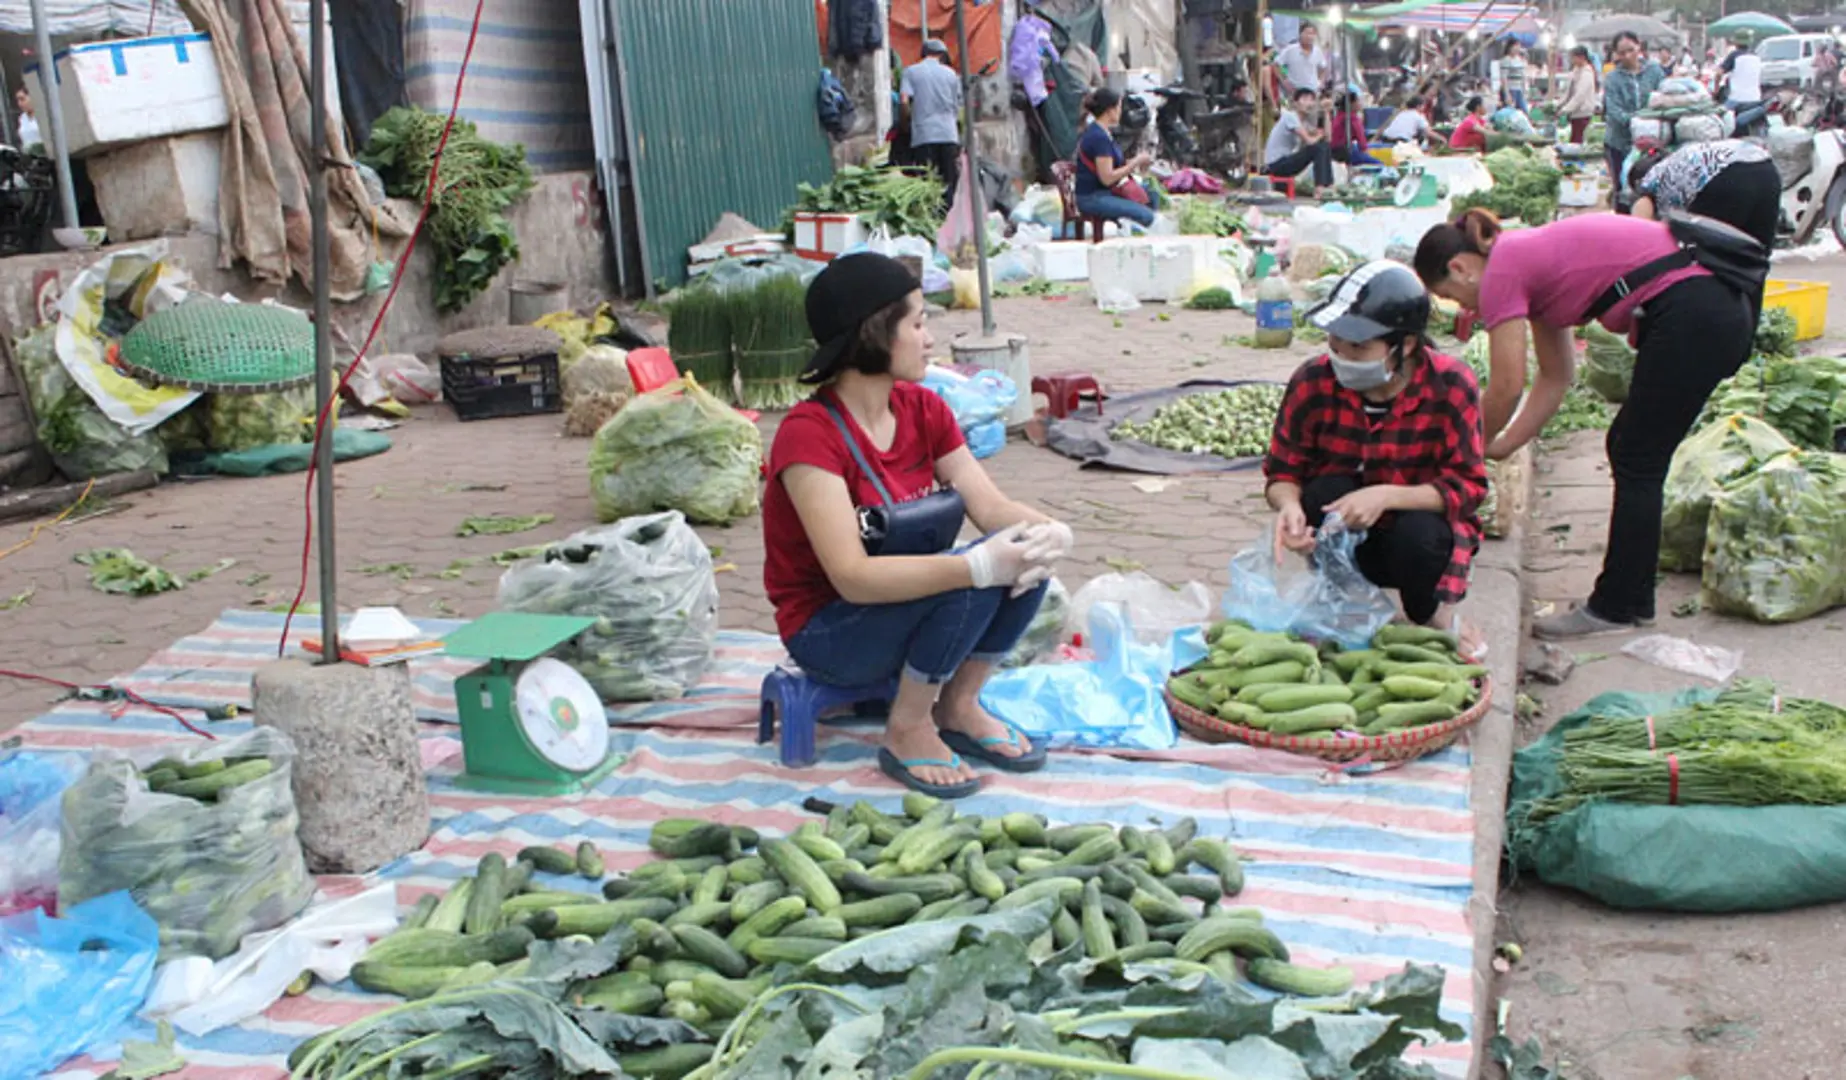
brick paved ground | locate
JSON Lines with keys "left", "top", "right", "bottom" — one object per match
{"left": 0, "top": 295, "right": 1305, "bottom": 730}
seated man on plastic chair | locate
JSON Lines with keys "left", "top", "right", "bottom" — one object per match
{"left": 1264, "top": 88, "right": 1336, "bottom": 191}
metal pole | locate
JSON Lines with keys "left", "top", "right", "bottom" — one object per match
{"left": 309, "top": 0, "right": 339, "bottom": 661}
{"left": 27, "top": 0, "right": 78, "bottom": 230}
{"left": 952, "top": 0, "right": 994, "bottom": 337}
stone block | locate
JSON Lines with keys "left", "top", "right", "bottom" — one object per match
{"left": 253, "top": 658, "right": 430, "bottom": 874}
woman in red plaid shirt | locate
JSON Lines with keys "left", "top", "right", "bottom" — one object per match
{"left": 1263, "top": 260, "right": 1489, "bottom": 656}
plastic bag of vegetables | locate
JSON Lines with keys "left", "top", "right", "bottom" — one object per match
{"left": 58, "top": 726, "right": 315, "bottom": 960}
{"left": 588, "top": 375, "right": 763, "bottom": 525}
{"left": 1000, "top": 577, "right": 1070, "bottom": 668}
{"left": 1702, "top": 450, "right": 1846, "bottom": 623}
{"left": 14, "top": 322, "right": 168, "bottom": 479}
{"left": 497, "top": 511, "right": 718, "bottom": 701}
{"left": 1658, "top": 414, "right": 1794, "bottom": 572}
{"left": 1580, "top": 323, "right": 1636, "bottom": 404}
{"left": 205, "top": 385, "right": 316, "bottom": 452}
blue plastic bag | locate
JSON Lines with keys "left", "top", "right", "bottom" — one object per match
{"left": 0, "top": 750, "right": 82, "bottom": 916}
{"left": 980, "top": 602, "right": 1207, "bottom": 750}
{"left": 1222, "top": 512, "right": 1398, "bottom": 650}
{"left": 921, "top": 367, "right": 1017, "bottom": 458}
{"left": 0, "top": 890, "right": 160, "bottom": 1080}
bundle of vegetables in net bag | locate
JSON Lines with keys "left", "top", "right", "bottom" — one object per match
{"left": 1658, "top": 413, "right": 1794, "bottom": 571}
{"left": 206, "top": 385, "right": 316, "bottom": 452}
{"left": 14, "top": 322, "right": 167, "bottom": 478}
{"left": 1702, "top": 450, "right": 1846, "bottom": 623}
{"left": 560, "top": 344, "right": 631, "bottom": 438}
{"left": 588, "top": 375, "right": 763, "bottom": 525}
{"left": 58, "top": 726, "right": 314, "bottom": 959}
{"left": 1580, "top": 322, "right": 1636, "bottom": 404}
{"left": 497, "top": 511, "right": 718, "bottom": 701}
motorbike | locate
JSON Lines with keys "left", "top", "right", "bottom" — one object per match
{"left": 1775, "top": 126, "right": 1846, "bottom": 248}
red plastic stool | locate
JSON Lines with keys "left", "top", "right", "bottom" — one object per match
{"left": 1270, "top": 176, "right": 1297, "bottom": 199}
{"left": 1032, "top": 372, "right": 1104, "bottom": 419}
{"left": 627, "top": 346, "right": 761, "bottom": 422}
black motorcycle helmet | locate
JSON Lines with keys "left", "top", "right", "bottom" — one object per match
{"left": 1304, "top": 259, "right": 1431, "bottom": 343}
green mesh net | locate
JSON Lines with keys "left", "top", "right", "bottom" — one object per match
{"left": 119, "top": 297, "right": 316, "bottom": 392}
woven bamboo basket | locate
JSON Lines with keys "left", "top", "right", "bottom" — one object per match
{"left": 1168, "top": 677, "right": 1493, "bottom": 764}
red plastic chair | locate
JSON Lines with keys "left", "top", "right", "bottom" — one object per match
{"left": 627, "top": 347, "right": 760, "bottom": 422}
{"left": 1032, "top": 372, "right": 1104, "bottom": 419}
{"left": 1050, "top": 161, "right": 1107, "bottom": 243}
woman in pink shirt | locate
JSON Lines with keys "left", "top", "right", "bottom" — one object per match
{"left": 1448, "top": 96, "right": 1489, "bottom": 153}
{"left": 1413, "top": 209, "right": 1755, "bottom": 639}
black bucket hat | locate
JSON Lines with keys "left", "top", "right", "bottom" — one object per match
{"left": 803, "top": 252, "right": 922, "bottom": 383}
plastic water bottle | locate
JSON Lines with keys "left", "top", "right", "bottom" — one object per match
{"left": 1253, "top": 264, "right": 1294, "bottom": 349}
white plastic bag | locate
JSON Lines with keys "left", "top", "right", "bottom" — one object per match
{"left": 1621, "top": 634, "right": 1743, "bottom": 683}
{"left": 0, "top": 750, "right": 81, "bottom": 917}
{"left": 1068, "top": 571, "right": 1213, "bottom": 647}
{"left": 1222, "top": 512, "right": 1399, "bottom": 649}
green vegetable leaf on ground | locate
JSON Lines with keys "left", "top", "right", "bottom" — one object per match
{"left": 1, "top": 587, "right": 33, "bottom": 611}
{"left": 107, "top": 1020, "right": 184, "bottom": 1080}
{"left": 187, "top": 558, "right": 238, "bottom": 582}
{"left": 457, "top": 513, "right": 554, "bottom": 537}
{"left": 75, "top": 548, "right": 182, "bottom": 596}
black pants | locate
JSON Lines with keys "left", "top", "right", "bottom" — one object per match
{"left": 914, "top": 141, "right": 961, "bottom": 214}
{"left": 1266, "top": 141, "right": 1335, "bottom": 188}
{"left": 1302, "top": 475, "right": 1454, "bottom": 624}
{"left": 1689, "top": 158, "right": 1781, "bottom": 250}
{"left": 1590, "top": 275, "right": 1755, "bottom": 623}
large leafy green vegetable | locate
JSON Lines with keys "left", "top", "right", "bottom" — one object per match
{"left": 588, "top": 376, "right": 763, "bottom": 525}
{"left": 75, "top": 548, "right": 182, "bottom": 596}
{"left": 205, "top": 385, "right": 315, "bottom": 453}
{"left": 497, "top": 512, "right": 718, "bottom": 701}
{"left": 1755, "top": 307, "right": 1799, "bottom": 359}
{"left": 1658, "top": 413, "right": 1794, "bottom": 572}
{"left": 1462, "top": 332, "right": 1611, "bottom": 437}
{"left": 1579, "top": 323, "right": 1635, "bottom": 404}
{"left": 1701, "top": 353, "right": 1846, "bottom": 451}
{"left": 60, "top": 727, "right": 315, "bottom": 959}
{"left": 1703, "top": 450, "right": 1846, "bottom": 623}
{"left": 14, "top": 322, "right": 167, "bottom": 479}
{"left": 791, "top": 164, "right": 943, "bottom": 239}
{"left": 360, "top": 107, "right": 535, "bottom": 312}
{"left": 1172, "top": 195, "right": 1244, "bottom": 238}
{"left": 1452, "top": 146, "right": 1561, "bottom": 225}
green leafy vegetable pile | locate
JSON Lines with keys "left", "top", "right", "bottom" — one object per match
{"left": 588, "top": 375, "right": 763, "bottom": 526}
{"left": 1658, "top": 413, "right": 1794, "bottom": 573}
{"left": 1452, "top": 146, "right": 1561, "bottom": 225}
{"left": 295, "top": 798, "right": 1464, "bottom": 1079}
{"left": 1755, "top": 307, "right": 1799, "bottom": 359}
{"left": 791, "top": 164, "right": 944, "bottom": 240}
{"left": 75, "top": 548, "right": 182, "bottom": 596}
{"left": 1578, "top": 323, "right": 1635, "bottom": 404}
{"left": 360, "top": 107, "right": 535, "bottom": 312}
{"left": 731, "top": 273, "right": 813, "bottom": 412}
{"left": 1171, "top": 195, "right": 1244, "bottom": 238}
{"left": 14, "top": 322, "right": 167, "bottom": 479}
{"left": 1700, "top": 353, "right": 1846, "bottom": 451}
{"left": 1184, "top": 286, "right": 1239, "bottom": 310}
{"left": 1112, "top": 384, "right": 1285, "bottom": 458}
{"left": 1703, "top": 449, "right": 1846, "bottom": 623}
{"left": 1461, "top": 333, "right": 1611, "bottom": 437}
{"left": 205, "top": 386, "right": 315, "bottom": 453}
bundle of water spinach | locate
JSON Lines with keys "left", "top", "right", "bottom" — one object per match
{"left": 1168, "top": 620, "right": 1484, "bottom": 736}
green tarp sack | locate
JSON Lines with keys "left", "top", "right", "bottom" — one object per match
{"left": 1507, "top": 689, "right": 1846, "bottom": 912}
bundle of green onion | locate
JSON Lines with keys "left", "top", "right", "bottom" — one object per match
{"left": 732, "top": 274, "right": 813, "bottom": 411}
{"left": 666, "top": 285, "right": 735, "bottom": 404}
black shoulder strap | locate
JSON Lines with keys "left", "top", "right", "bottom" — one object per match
{"left": 1583, "top": 249, "right": 1695, "bottom": 323}
{"left": 820, "top": 397, "right": 895, "bottom": 508}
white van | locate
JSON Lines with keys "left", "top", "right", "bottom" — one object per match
{"left": 1756, "top": 33, "right": 1838, "bottom": 88}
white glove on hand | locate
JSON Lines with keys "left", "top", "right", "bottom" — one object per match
{"left": 1020, "top": 520, "right": 1075, "bottom": 563}
{"left": 964, "top": 525, "right": 1035, "bottom": 589}
{"left": 1010, "top": 561, "right": 1054, "bottom": 598}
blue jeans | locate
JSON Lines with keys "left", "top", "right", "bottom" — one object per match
{"left": 1076, "top": 190, "right": 1157, "bottom": 228}
{"left": 1339, "top": 145, "right": 1387, "bottom": 167}
{"left": 1508, "top": 89, "right": 1528, "bottom": 112}
{"left": 788, "top": 583, "right": 1049, "bottom": 687}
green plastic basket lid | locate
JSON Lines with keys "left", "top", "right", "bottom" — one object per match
{"left": 119, "top": 296, "right": 316, "bottom": 393}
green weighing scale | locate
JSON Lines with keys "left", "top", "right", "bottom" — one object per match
{"left": 443, "top": 611, "right": 624, "bottom": 796}
{"left": 1392, "top": 165, "right": 1443, "bottom": 209}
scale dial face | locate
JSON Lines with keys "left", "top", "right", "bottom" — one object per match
{"left": 513, "top": 657, "right": 610, "bottom": 772}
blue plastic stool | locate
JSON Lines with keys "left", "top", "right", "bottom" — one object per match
{"left": 758, "top": 667, "right": 898, "bottom": 767}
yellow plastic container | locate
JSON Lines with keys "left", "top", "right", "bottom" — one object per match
{"left": 1763, "top": 279, "right": 1829, "bottom": 342}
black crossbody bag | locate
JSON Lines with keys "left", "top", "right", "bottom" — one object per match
{"left": 821, "top": 399, "right": 966, "bottom": 556}
{"left": 1583, "top": 210, "right": 1769, "bottom": 323}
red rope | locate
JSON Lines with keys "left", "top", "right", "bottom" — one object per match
{"left": 0, "top": 668, "right": 215, "bottom": 740}
{"left": 279, "top": 0, "right": 490, "bottom": 656}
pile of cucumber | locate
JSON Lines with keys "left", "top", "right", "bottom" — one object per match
{"left": 1168, "top": 621, "right": 1486, "bottom": 737}
{"left": 353, "top": 795, "right": 1357, "bottom": 1038}
{"left": 137, "top": 756, "right": 276, "bottom": 801}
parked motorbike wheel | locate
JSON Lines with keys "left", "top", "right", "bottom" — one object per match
{"left": 1828, "top": 174, "right": 1846, "bottom": 249}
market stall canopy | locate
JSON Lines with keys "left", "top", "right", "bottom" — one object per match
{"left": 1573, "top": 14, "right": 1682, "bottom": 47}
{"left": 1708, "top": 12, "right": 1797, "bottom": 38}
{"left": 1346, "top": 0, "right": 1538, "bottom": 38}
{"left": 0, "top": 0, "right": 188, "bottom": 35}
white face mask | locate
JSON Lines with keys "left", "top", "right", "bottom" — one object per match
{"left": 1330, "top": 355, "right": 1393, "bottom": 391}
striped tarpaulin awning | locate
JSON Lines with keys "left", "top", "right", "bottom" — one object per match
{"left": 1354, "top": 0, "right": 1537, "bottom": 35}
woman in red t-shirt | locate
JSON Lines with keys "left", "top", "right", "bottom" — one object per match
{"left": 1448, "top": 96, "right": 1489, "bottom": 153}
{"left": 762, "top": 253, "right": 1076, "bottom": 798}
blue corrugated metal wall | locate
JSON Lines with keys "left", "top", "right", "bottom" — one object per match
{"left": 610, "top": 0, "right": 833, "bottom": 291}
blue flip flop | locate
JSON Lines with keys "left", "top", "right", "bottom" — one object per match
{"left": 877, "top": 747, "right": 981, "bottom": 799}
{"left": 939, "top": 722, "right": 1048, "bottom": 773}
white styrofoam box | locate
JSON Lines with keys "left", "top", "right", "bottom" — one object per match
{"left": 1289, "top": 201, "right": 1454, "bottom": 263}
{"left": 1086, "top": 236, "right": 1244, "bottom": 305}
{"left": 1032, "top": 240, "right": 1093, "bottom": 282}
{"left": 27, "top": 33, "right": 229, "bottom": 158}
{"left": 1557, "top": 175, "right": 1599, "bottom": 208}
{"left": 792, "top": 212, "right": 868, "bottom": 262}
{"left": 89, "top": 130, "right": 222, "bottom": 243}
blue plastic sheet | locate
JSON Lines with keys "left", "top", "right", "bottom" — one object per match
{"left": 0, "top": 891, "right": 160, "bottom": 1080}
{"left": 980, "top": 603, "right": 1208, "bottom": 750}
{"left": 1222, "top": 512, "right": 1398, "bottom": 650}
{"left": 921, "top": 367, "right": 1017, "bottom": 460}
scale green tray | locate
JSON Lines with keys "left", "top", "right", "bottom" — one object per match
{"left": 444, "top": 611, "right": 623, "bottom": 796}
